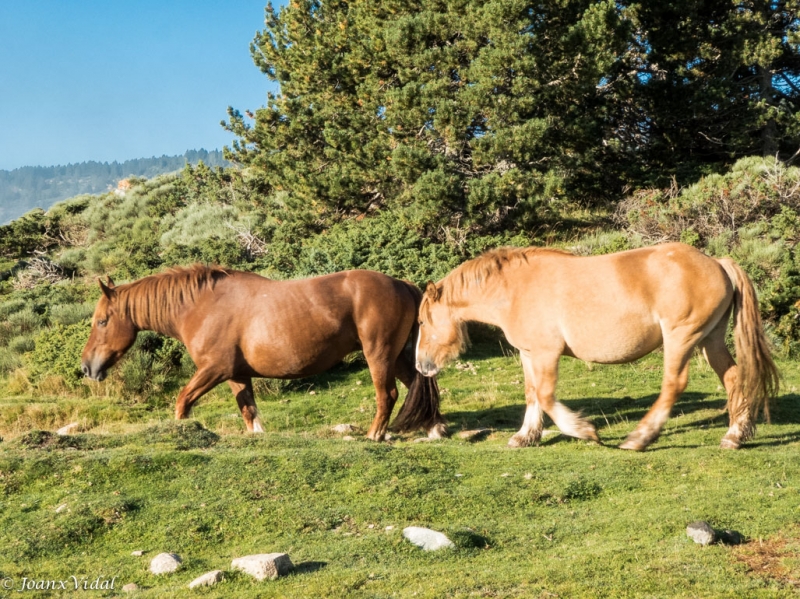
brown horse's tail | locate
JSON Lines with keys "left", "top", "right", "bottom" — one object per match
{"left": 390, "top": 282, "right": 447, "bottom": 434}
{"left": 717, "top": 258, "right": 780, "bottom": 432}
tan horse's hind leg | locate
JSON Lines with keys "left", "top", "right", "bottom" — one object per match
{"left": 174, "top": 367, "right": 226, "bottom": 421}
{"left": 699, "top": 327, "right": 749, "bottom": 449}
{"left": 228, "top": 378, "right": 264, "bottom": 433}
{"left": 510, "top": 352, "right": 599, "bottom": 447}
{"left": 620, "top": 333, "right": 698, "bottom": 451}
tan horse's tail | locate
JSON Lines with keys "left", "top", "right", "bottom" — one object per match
{"left": 717, "top": 258, "right": 779, "bottom": 429}
{"left": 390, "top": 282, "right": 447, "bottom": 434}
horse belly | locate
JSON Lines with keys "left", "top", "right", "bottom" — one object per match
{"left": 239, "top": 329, "right": 357, "bottom": 379}
{"left": 563, "top": 316, "right": 663, "bottom": 364}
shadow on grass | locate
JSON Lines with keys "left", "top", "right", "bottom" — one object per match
{"left": 293, "top": 561, "right": 327, "bottom": 575}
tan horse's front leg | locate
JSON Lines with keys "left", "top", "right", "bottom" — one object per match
{"left": 228, "top": 378, "right": 264, "bottom": 433}
{"left": 508, "top": 352, "right": 544, "bottom": 447}
{"left": 174, "top": 367, "right": 226, "bottom": 420}
{"left": 510, "top": 352, "right": 599, "bottom": 447}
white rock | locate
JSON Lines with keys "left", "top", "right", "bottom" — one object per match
{"left": 332, "top": 423, "right": 358, "bottom": 434}
{"left": 231, "top": 553, "right": 293, "bottom": 581}
{"left": 55, "top": 503, "right": 68, "bottom": 513}
{"left": 686, "top": 521, "right": 716, "bottom": 546}
{"left": 403, "top": 526, "right": 455, "bottom": 551}
{"left": 122, "top": 583, "right": 139, "bottom": 592}
{"left": 149, "top": 552, "right": 182, "bottom": 574}
{"left": 56, "top": 422, "right": 81, "bottom": 436}
{"left": 131, "top": 550, "right": 144, "bottom": 556}
{"left": 188, "top": 570, "right": 224, "bottom": 589}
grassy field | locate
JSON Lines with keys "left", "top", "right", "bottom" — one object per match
{"left": 1, "top": 338, "right": 800, "bottom": 598}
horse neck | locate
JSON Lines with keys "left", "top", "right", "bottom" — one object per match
{"left": 443, "top": 277, "right": 507, "bottom": 328}
{"left": 116, "top": 283, "right": 187, "bottom": 339}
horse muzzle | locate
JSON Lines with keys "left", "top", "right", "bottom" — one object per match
{"left": 81, "top": 361, "right": 107, "bottom": 382}
{"left": 416, "top": 358, "right": 440, "bottom": 377}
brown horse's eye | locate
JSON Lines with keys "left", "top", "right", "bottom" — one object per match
{"left": 98, "top": 319, "right": 108, "bottom": 327}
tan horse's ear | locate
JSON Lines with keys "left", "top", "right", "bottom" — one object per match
{"left": 98, "top": 278, "right": 115, "bottom": 300}
{"left": 425, "top": 281, "right": 441, "bottom": 302}
{"left": 106, "top": 276, "right": 115, "bottom": 289}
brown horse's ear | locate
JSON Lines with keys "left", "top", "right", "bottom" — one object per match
{"left": 98, "top": 278, "right": 115, "bottom": 300}
{"left": 425, "top": 281, "right": 441, "bottom": 302}
{"left": 106, "top": 276, "right": 115, "bottom": 289}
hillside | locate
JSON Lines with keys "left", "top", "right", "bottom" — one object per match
{"left": 0, "top": 149, "right": 229, "bottom": 224}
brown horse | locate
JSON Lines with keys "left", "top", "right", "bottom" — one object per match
{"left": 81, "top": 265, "right": 446, "bottom": 440}
{"left": 415, "top": 243, "right": 779, "bottom": 450}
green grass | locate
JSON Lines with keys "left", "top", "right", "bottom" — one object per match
{"left": 1, "top": 341, "right": 800, "bottom": 598}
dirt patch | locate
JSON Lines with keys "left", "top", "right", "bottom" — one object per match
{"left": 732, "top": 526, "right": 800, "bottom": 588}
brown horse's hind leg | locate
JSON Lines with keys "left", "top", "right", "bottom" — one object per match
{"left": 174, "top": 367, "right": 226, "bottom": 420}
{"left": 620, "top": 335, "right": 697, "bottom": 451}
{"left": 228, "top": 378, "right": 264, "bottom": 433}
{"left": 699, "top": 328, "right": 749, "bottom": 449}
{"left": 511, "top": 351, "right": 599, "bottom": 447}
{"left": 365, "top": 356, "right": 399, "bottom": 441}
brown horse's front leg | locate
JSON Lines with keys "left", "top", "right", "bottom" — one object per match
{"left": 228, "top": 378, "right": 264, "bottom": 433}
{"left": 174, "top": 368, "right": 226, "bottom": 420}
{"left": 365, "top": 360, "right": 399, "bottom": 441}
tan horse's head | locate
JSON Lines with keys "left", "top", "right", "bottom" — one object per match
{"left": 81, "top": 278, "right": 138, "bottom": 381}
{"left": 416, "top": 281, "right": 468, "bottom": 377}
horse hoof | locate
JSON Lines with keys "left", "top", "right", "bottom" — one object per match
{"left": 619, "top": 437, "right": 647, "bottom": 451}
{"left": 720, "top": 437, "right": 741, "bottom": 450}
{"left": 508, "top": 434, "right": 538, "bottom": 448}
{"left": 428, "top": 423, "right": 449, "bottom": 439}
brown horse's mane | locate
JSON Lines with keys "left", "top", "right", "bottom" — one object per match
{"left": 441, "top": 246, "right": 572, "bottom": 304}
{"left": 115, "top": 264, "right": 231, "bottom": 333}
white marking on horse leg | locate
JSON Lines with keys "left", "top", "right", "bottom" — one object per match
{"left": 252, "top": 417, "right": 264, "bottom": 434}
{"left": 549, "top": 401, "right": 598, "bottom": 442}
{"left": 427, "top": 422, "right": 448, "bottom": 439}
{"left": 508, "top": 401, "right": 544, "bottom": 448}
{"left": 620, "top": 407, "right": 670, "bottom": 451}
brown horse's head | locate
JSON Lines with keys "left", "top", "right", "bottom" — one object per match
{"left": 416, "top": 281, "right": 468, "bottom": 377}
{"left": 81, "top": 278, "right": 138, "bottom": 381}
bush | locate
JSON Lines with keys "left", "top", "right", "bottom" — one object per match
{"left": 117, "top": 332, "right": 191, "bottom": 399}
{"left": 27, "top": 323, "right": 91, "bottom": 387}
{"left": 48, "top": 303, "right": 94, "bottom": 326}
{"left": 617, "top": 156, "right": 800, "bottom": 246}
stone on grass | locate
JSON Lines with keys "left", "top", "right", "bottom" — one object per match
{"left": 122, "top": 583, "right": 139, "bottom": 592}
{"left": 403, "top": 527, "right": 455, "bottom": 551}
{"left": 458, "top": 428, "right": 492, "bottom": 442}
{"left": 188, "top": 570, "right": 224, "bottom": 589}
{"left": 149, "top": 553, "right": 182, "bottom": 574}
{"left": 332, "top": 423, "right": 360, "bottom": 434}
{"left": 131, "top": 550, "right": 145, "bottom": 557}
{"left": 232, "top": 553, "right": 294, "bottom": 581}
{"left": 55, "top": 503, "right": 68, "bottom": 513}
{"left": 56, "top": 422, "right": 81, "bottom": 436}
{"left": 686, "top": 522, "right": 716, "bottom": 546}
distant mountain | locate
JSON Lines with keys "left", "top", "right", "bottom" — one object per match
{"left": 0, "top": 149, "right": 230, "bottom": 224}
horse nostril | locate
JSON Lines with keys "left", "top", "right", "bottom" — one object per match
{"left": 81, "top": 364, "right": 90, "bottom": 376}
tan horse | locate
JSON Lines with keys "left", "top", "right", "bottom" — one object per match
{"left": 415, "top": 243, "right": 779, "bottom": 450}
{"left": 81, "top": 265, "right": 446, "bottom": 440}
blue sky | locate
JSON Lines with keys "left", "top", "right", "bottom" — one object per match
{"left": 0, "top": 1, "right": 278, "bottom": 170}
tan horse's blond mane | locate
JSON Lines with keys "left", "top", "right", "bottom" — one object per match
{"left": 441, "top": 246, "right": 572, "bottom": 304}
{"left": 115, "top": 264, "right": 231, "bottom": 333}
